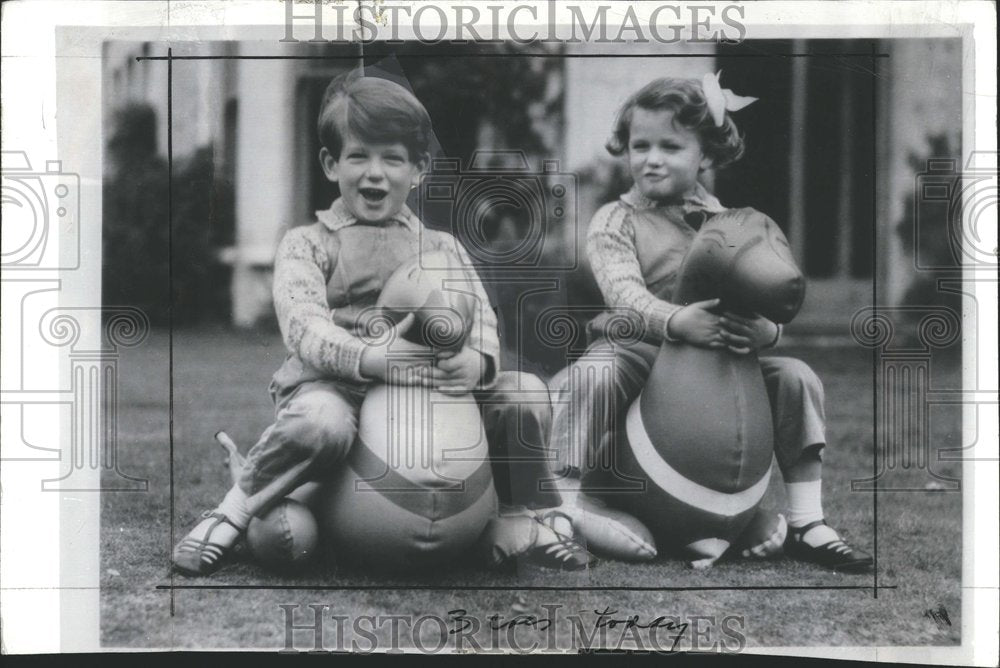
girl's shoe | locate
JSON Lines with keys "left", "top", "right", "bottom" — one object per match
{"left": 784, "top": 519, "right": 873, "bottom": 572}
{"left": 172, "top": 510, "right": 243, "bottom": 577}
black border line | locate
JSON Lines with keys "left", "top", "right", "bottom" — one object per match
{"left": 156, "top": 584, "right": 896, "bottom": 592}
{"left": 167, "top": 47, "right": 176, "bottom": 617}
{"left": 138, "top": 52, "right": 890, "bottom": 61}
{"left": 152, "top": 44, "right": 885, "bottom": 595}
{"left": 870, "top": 40, "right": 880, "bottom": 600}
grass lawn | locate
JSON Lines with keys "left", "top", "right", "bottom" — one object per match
{"left": 101, "top": 327, "right": 962, "bottom": 650}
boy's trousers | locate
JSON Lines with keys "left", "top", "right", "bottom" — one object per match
{"left": 549, "top": 338, "right": 827, "bottom": 476}
{"left": 237, "top": 369, "right": 561, "bottom": 516}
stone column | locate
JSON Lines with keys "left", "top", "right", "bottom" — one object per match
{"left": 231, "top": 45, "right": 298, "bottom": 326}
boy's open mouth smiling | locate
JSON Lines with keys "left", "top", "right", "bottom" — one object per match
{"left": 359, "top": 187, "right": 388, "bottom": 203}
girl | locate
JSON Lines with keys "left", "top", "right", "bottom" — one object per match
{"left": 551, "top": 74, "right": 872, "bottom": 572}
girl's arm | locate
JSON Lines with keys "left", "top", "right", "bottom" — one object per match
{"left": 272, "top": 226, "right": 369, "bottom": 383}
{"left": 587, "top": 204, "right": 781, "bottom": 352}
{"left": 586, "top": 204, "right": 682, "bottom": 343}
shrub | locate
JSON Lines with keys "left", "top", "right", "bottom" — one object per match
{"left": 103, "top": 104, "right": 233, "bottom": 325}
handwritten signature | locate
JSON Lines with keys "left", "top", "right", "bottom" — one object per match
{"left": 448, "top": 606, "right": 690, "bottom": 635}
{"left": 592, "top": 606, "right": 690, "bottom": 635}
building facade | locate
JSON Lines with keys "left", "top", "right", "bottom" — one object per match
{"left": 102, "top": 39, "right": 964, "bottom": 335}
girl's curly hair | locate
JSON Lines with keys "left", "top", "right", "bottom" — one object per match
{"left": 606, "top": 77, "right": 746, "bottom": 169}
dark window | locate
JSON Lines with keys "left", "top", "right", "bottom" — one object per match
{"left": 716, "top": 39, "right": 877, "bottom": 279}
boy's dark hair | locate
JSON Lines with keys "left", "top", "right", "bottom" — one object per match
{"left": 606, "top": 77, "right": 745, "bottom": 168}
{"left": 317, "top": 70, "right": 432, "bottom": 162}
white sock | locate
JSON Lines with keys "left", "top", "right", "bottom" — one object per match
{"left": 785, "top": 480, "right": 838, "bottom": 546}
{"left": 547, "top": 512, "right": 573, "bottom": 538}
{"left": 530, "top": 507, "right": 574, "bottom": 546}
{"left": 215, "top": 485, "right": 251, "bottom": 530}
{"left": 554, "top": 473, "right": 581, "bottom": 508}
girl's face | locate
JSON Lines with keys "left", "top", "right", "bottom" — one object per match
{"left": 627, "top": 107, "right": 713, "bottom": 202}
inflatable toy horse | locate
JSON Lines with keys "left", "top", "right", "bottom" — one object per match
{"left": 583, "top": 207, "right": 805, "bottom": 568}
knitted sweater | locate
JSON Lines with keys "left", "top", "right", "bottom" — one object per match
{"left": 271, "top": 198, "right": 500, "bottom": 388}
{"left": 586, "top": 183, "right": 727, "bottom": 343}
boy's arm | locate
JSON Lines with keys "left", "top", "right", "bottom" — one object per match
{"left": 587, "top": 205, "right": 681, "bottom": 343}
{"left": 447, "top": 237, "right": 500, "bottom": 390}
{"left": 273, "top": 226, "right": 368, "bottom": 383}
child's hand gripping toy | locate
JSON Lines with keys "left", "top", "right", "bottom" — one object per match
{"left": 583, "top": 208, "right": 805, "bottom": 568}
{"left": 317, "top": 250, "right": 498, "bottom": 571}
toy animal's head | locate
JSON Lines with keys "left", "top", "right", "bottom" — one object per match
{"left": 372, "top": 250, "right": 475, "bottom": 350}
{"left": 673, "top": 208, "right": 804, "bottom": 324}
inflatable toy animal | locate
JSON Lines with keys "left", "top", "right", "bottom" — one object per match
{"left": 246, "top": 499, "right": 319, "bottom": 570}
{"left": 212, "top": 430, "right": 322, "bottom": 571}
{"left": 583, "top": 207, "right": 804, "bottom": 567}
{"left": 318, "top": 250, "right": 498, "bottom": 571}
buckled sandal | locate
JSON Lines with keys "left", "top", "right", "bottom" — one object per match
{"left": 525, "top": 510, "right": 598, "bottom": 571}
{"left": 172, "top": 510, "right": 243, "bottom": 577}
{"left": 785, "top": 519, "right": 873, "bottom": 573}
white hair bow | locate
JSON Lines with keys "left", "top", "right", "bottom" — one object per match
{"left": 702, "top": 71, "right": 758, "bottom": 127}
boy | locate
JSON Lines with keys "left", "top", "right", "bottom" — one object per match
{"left": 172, "top": 71, "right": 593, "bottom": 576}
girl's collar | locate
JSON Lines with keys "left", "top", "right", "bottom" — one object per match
{"left": 620, "top": 182, "right": 725, "bottom": 214}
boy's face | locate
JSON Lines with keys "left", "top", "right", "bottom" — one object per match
{"left": 321, "top": 135, "right": 426, "bottom": 224}
{"left": 627, "top": 107, "right": 712, "bottom": 202}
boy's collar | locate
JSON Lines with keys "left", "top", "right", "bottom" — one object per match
{"left": 620, "top": 182, "right": 725, "bottom": 213}
{"left": 316, "top": 197, "right": 421, "bottom": 232}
